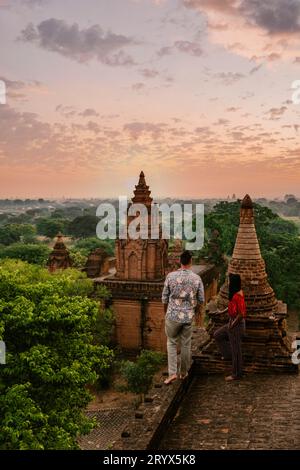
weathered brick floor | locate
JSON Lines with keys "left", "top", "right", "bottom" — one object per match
{"left": 78, "top": 408, "right": 134, "bottom": 450}
{"left": 161, "top": 311, "right": 300, "bottom": 450}
{"left": 159, "top": 373, "right": 300, "bottom": 450}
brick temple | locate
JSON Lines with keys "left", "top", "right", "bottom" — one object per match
{"left": 195, "top": 194, "right": 298, "bottom": 373}
{"left": 84, "top": 247, "right": 115, "bottom": 278}
{"left": 95, "top": 171, "right": 218, "bottom": 352}
{"left": 115, "top": 171, "right": 169, "bottom": 281}
{"left": 47, "top": 233, "right": 72, "bottom": 272}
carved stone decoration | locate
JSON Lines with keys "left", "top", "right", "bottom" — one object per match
{"left": 47, "top": 233, "right": 72, "bottom": 272}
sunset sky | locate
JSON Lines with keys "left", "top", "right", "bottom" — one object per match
{"left": 1, "top": 0, "right": 300, "bottom": 199}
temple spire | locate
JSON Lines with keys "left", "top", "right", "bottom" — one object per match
{"left": 220, "top": 194, "right": 277, "bottom": 315}
{"left": 231, "top": 194, "right": 261, "bottom": 261}
{"left": 131, "top": 170, "right": 153, "bottom": 207}
{"left": 241, "top": 193, "right": 253, "bottom": 209}
{"left": 138, "top": 171, "right": 146, "bottom": 185}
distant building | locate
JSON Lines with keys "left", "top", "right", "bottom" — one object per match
{"left": 47, "top": 233, "right": 72, "bottom": 272}
{"left": 84, "top": 248, "right": 115, "bottom": 279}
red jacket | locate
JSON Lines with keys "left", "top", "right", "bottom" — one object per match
{"left": 228, "top": 292, "right": 246, "bottom": 318}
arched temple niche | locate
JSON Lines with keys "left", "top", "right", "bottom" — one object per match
{"left": 128, "top": 252, "right": 139, "bottom": 280}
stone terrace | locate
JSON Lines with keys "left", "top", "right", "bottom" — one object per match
{"left": 159, "top": 372, "right": 300, "bottom": 450}
{"left": 160, "top": 310, "right": 300, "bottom": 450}
{"left": 79, "top": 312, "right": 299, "bottom": 450}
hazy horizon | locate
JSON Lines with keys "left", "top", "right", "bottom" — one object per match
{"left": 0, "top": 191, "right": 298, "bottom": 201}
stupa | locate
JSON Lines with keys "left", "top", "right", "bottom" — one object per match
{"left": 47, "top": 233, "right": 72, "bottom": 272}
{"left": 195, "top": 195, "right": 298, "bottom": 373}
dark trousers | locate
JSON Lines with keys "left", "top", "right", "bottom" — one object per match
{"left": 214, "top": 319, "right": 245, "bottom": 378}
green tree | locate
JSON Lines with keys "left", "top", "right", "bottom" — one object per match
{"left": 0, "top": 243, "right": 51, "bottom": 266}
{"left": 68, "top": 215, "right": 99, "bottom": 239}
{"left": 74, "top": 237, "right": 114, "bottom": 256}
{"left": 0, "top": 260, "right": 114, "bottom": 449}
{"left": 121, "top": 350, "right": 165, "bottom": 395}
{"left": 93, "top": 285, "right": 114, "bottom": 347}
{"left": 68, "top": 248, "right": 88, "bottom": 268}
{"left": 267, "top": 217, "right": 298, "bottom": 236}
{"left": 36, "top": 218, "right": 66, "bottom": 239}
{"left": 0, "top": 224, "right": 36, "bottom": 246}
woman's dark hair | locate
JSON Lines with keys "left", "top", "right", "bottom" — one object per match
{"left": 180, "top": 250, "right": 192, "bottom": 266}
{"left": 228, "top": 273, "right": 241, "bottom": 300}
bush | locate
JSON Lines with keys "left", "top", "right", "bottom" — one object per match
{"left": 68, "top": 248, "right": 87, "bottom": 268}
{"left": 121, "top": 350, "right": 165, "bottom": 395}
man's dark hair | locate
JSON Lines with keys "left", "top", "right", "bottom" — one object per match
{"left": 228, "top": 273, "right": 241, "bottom": 300}
{"left": 180, "top": 250, "right": 192, "bottom": 266}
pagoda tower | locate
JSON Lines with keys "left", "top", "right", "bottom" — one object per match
{"left": 131, "top": 170, "right": 152, "bottom": 207}
{"left": 115, "top": 171, "right": 168, "bottom": 281}
{"left": 95, "top": 171, "right": 170, "bottom": 351}
{"left": 196, "top": 195, "right": 298, "bottom": 373}
{"left": 47, "top": 233, "right": 72, "bottom": 272}
{"left": 219, "top": 194, "right": 278, "bottom": 314}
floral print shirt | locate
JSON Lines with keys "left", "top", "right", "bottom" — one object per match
{"left": 162, "top": 268, "right": 205, "bottom": 324}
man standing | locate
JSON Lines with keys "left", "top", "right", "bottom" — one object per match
{"left": 162, "top": 250, "right": 205, "bottom": 385}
